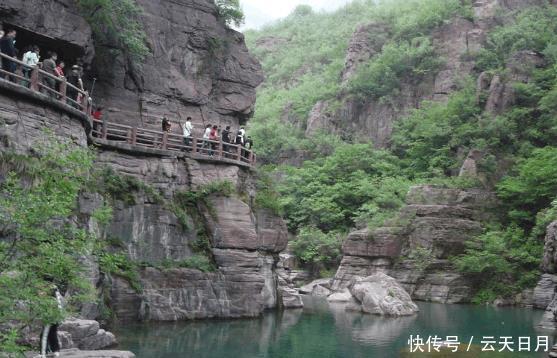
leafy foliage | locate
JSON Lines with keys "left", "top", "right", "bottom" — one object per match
{"left": 0, "top": 137, "right": 96, "bottom": 351}
{"left": 95, "top": 167, "right": 162, "bottom": 206}
{"left": 290, "top": 227, "right": 343, "bottom": 271}
{"left": 98, "top": 252, "right": 142, "bottom": 292}
{"left": 476, "top": 5, "right": 557, "bottom": 71}
{"left": 215, "top": 0, "right": 245, "bottom": 28}
{"left": 453, "top": 227, "right": 542, "bottom": 300}
{"left": 245, "top": 0, "right": 470, "bottom": 162}
{"left": 347, "top": 37, "right": 443, "bottom": 98}
{"left": 276, "top": 143, "right": 411, "bottom": 233}
{"left": 75, "top": 0, "right": 149, "bottom": 63}
{"left": 497, "top": 147, "right": 557, "bottom": 227}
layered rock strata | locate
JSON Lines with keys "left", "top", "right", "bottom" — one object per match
{"left": 331, "top": 185, "right": 497, "bottom": 304}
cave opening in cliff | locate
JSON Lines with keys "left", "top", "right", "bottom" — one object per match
{"left": 4, "top": 24, "right": 85, "bottom": 67}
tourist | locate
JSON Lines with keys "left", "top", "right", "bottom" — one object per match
{"left": 222, "top": 125, "right": 231, "bottom": 156}
{"left": 66, "top": 65, "right": 83, "bottom": 107}
{"left": 162, "top": 115, "right": 171, "bottom": 132}
{"left": 209, "top": 124, "right": 219, "bottom": 156}
{"left": 235, "top": 127, "right": 245, "bottom": 146}
{"left": 55, "top": 61, "right": 65, "bottom": 78}
{"left": 203, "top": 124, "right": 212, "bottom": 155}
{"left": 182, "top": 117, "right": 193, "bottom": 150}
{"left": 42, "top": 52, "right": 58, "bottom": 95}
{"left": 245, "top": 136, "right": 253, "bottom": 150}
{"left": 22, "top": 45, "right": 40, "bottom": 84}
{"left": 0, "top": 30, "right": 4, "bottom": 40}
{"left": 0, "top": 29, "right": 17, "bottom": 81}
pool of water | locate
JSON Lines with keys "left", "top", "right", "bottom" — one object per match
{"left": 113, "top": 298, "right": 556, "bottom": 358}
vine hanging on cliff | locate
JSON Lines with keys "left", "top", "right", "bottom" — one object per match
{"left": 75, "top": 0, "right": 150, "bottom": 63}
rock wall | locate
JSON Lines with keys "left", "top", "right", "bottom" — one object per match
{"left": 331, "top": 185, "right": 497, "bottom": 304}
{"left": 0, "top": 0, "right": 263, "bottom": 135}
{"left": 0, "top": 0, "right": 287, "bottom": 323}
{"left": 93, "top": 0, "right": 264, "bottom": 133}
{"left": 534, "top": 221, "right": 557, "bottom": 329}
{"left": 304, "top": 0, "right": 550, "bottom": 147}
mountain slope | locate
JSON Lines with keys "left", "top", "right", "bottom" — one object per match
{"left": 246, "top": 0, "right": 557, "bottom": 302}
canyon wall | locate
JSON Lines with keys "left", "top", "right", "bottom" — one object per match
{"left": 0, "top": 0, "right": 289, "bottom": 324}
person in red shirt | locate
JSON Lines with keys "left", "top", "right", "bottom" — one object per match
{"left": 55, "top": 61, "right": 65, "bottom": 78}
{"left": 92, "top": 106, "right": 103, "bottom": 120}
{"left": 209, "top": 125, "right": 219, "bottom": 156}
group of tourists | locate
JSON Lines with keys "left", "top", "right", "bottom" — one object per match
{"left": 0, "top": 29, "right": 86, "bottom": 107}
{"left": 162, "top": 116, "right": 254, "bottom": 158}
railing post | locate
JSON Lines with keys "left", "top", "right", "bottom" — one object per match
{"left": 30, "top": 67, "right": 39, "bottom": 92}
{"left": 237, "top": 145, "right": 242, "bottom": 162}
{"left": 192, "top": 138, "right": 198, "bottom": 153}
{"left": 217, "top": 141, "right": 223, "bottom": 159}
{"left": 59, "top": 80, "right": 67, "bottom": 101}
{"left": 130, "top": 128, "right": 137, "bottom": 145}
{"left": 249, "top": 151, "right": 254, "bottom": 165}
{"left": 81, "top": 91, "right": 89, "bottom": 113}
{"left": 162, "top": 132, "right": 168, "bottom": 150}
{"left": 102, "top": 119, "right": 108, "bottom": 139}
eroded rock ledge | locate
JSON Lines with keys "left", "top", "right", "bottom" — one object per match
{"left": 331, "top": 185, "right": 498, "bottom": 304}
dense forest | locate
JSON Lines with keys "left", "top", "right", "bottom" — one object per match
{"left": 246, "top": 0, "right": 557, "bottom": 301}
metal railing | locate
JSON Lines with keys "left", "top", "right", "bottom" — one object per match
{"left": 91, "top": 119, "right": 256, "bottom": 167}
{"left": 0, "top": 52, "right": 90, "bottom": 113}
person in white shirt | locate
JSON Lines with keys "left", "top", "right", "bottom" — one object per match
{"left": 182, "top": 116, "right": 193, "bottom": 150}
{"left": 202, "top": 124, "right": 212, "bottom": 155}
{"left": 22, "top": 45, "right": 40, "bottom": 85}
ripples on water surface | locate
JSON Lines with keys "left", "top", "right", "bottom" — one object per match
{"left": 113, "top": 297, "right": 555, "bottom": 358}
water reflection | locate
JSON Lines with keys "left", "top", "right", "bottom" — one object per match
{"left": 113, "top": 298, "right": 551, "bottom": 358}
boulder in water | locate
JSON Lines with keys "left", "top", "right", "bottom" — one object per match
{"left": 347, "top": 272, "right": 419, "bottom": 316}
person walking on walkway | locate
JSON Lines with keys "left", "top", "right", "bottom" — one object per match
{"left": 209, "top": 124, "right": 219, "bottom": 156}
{"left": 222, "top": 125, "right": 231, "bottom": 157}
{"left": 55, "top": 61, "right": 65, "bottom": 78}
{"left": 22, "top": 45, "right": 40, "bottom": 85}
{"left": 182, "top": 117, "right": 193, "bottom": 150}
{"left": 202, "top": 124, "right": 212, "bottom": 155}
{"left": 0, "top": 29, "right": 17, "bottom": 81}
{"left": 42, "top": 52, "right": 58, "bottom": 95}
{"left": 66, "top": 65, "right": 83, "bottom": 107}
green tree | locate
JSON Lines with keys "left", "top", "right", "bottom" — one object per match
{"left": 497, "top": 146, "right": 557, "bottom": 227}
{"left": 215, "top": 0, "right": 245, "bottom": 27}
{"left": 76, "top": 0, "right": 149, "bottom": 63}
{"left": 0, "top": 137, "right": 96, "bottom": 352}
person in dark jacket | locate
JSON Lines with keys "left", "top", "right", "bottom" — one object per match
{"left": 0, "top": 29, "right": 17, "bottom": 81}
{"left": 222, "top": 125, "right": 231, "bottom": 157}
{"left": 66, "top": 65, "right": 83, "bottom": 107}
{"left": 42, "top": 52, "right": 58, "bottom": 95}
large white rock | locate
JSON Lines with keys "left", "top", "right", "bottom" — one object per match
{"left": 327, "top": 289, "right": 353, "bottom": 303}
{"left": 299, "top": 278, "right": 332, "bottom": 294}
{"left": 348, "top": 272, "right": 419, "bottom": 316}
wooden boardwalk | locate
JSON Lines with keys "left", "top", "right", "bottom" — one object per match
{"left": 91, "top": 119, "right": 256, "bottom": 167}
{"left": 0, "top": 52, "right": 256, "bottom": 168}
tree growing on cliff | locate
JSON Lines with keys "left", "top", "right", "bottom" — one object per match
{"left": 0, "top": 136, "right": 99, "bottom": 352}
{"left": 76, "top": 0, "right": 149, "bottom": 63}
{"left": 215, "top": 0, "right": 245, "bottom": 28}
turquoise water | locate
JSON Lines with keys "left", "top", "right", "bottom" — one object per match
{"left": 113, "top": 298, "right": 556, "bottom": 358}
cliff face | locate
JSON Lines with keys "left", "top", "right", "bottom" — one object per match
{"left": 304, "top": 0, "right": 550, "bottom": 147}
{"left": 89, "top": 150, "right": 288, "bottom": 321}
{"left": 330, "top": 185, "right": 498, "bottom": 304}
{"left": 0, "top": 0, "right": 263, "bottom": 132}
{"left": 93, "top": 0, "right": 264, "bottom": 131}
{"left": 0, "top": 0, "right": 286, "bottom": 324}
